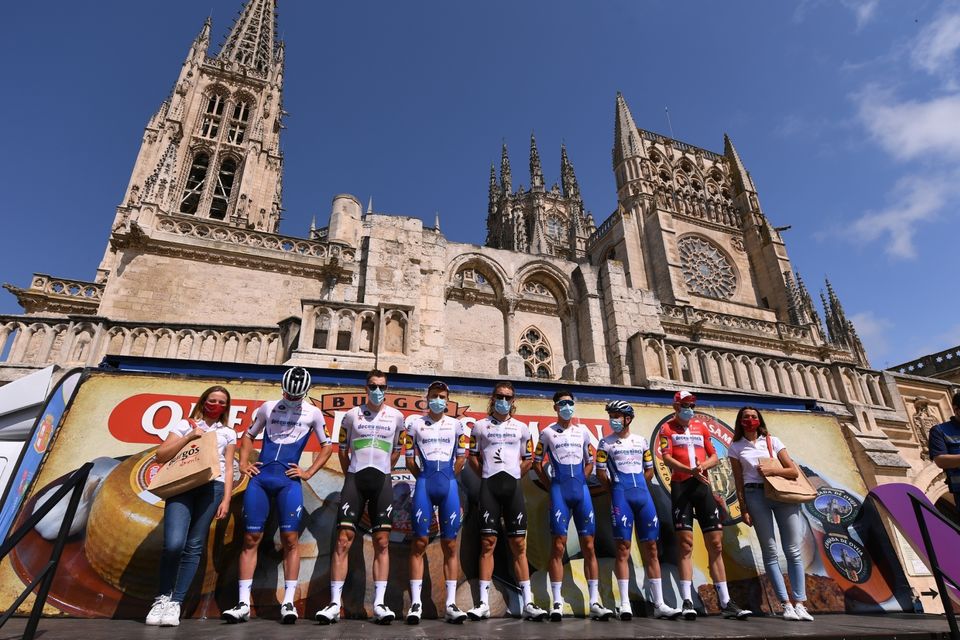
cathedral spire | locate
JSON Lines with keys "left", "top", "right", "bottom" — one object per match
{"left": 500, "top": 143, "right": 513, "bottom": 193}
{"left": 560, "top": 143, "right": 581, "bottom": 202}
{"left": 723, "top": 133, "right": 756, "bottom": 194}
{"left": 529, "top": 133, "right": 544, "bottom": 192}
{"left": 488, "top": 163, "right": 500, "bottom": 204}
{"left": 218, "top": 0, "right": 278, "bottom": 74}
{"left": 613, "top": 92, "right": 642, "bottom": 168}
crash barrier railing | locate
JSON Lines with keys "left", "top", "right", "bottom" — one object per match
{"left": 0, "top": 462, "right": 93, "bottom": 640}
{"left": 911, "top": 494, "right": 960, "bottom": 640}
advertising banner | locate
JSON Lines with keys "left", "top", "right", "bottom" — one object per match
{"left": 0, "top": 369, "right": 911, "bottom": 619}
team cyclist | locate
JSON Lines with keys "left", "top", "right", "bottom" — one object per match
{"left": 659, "top": 390, "right": 750, "bottom": 620}
{"left": 533, "top": 390, "right": 612, "bottom": 621}
{"left": 223, "top": 367, "right": 332, "bottom": 624}
{"left": 597, "top": 400, "right": 681, "bottom": 621}
{"left": 316, "top": 369, "right": 404, "bottom": 625}
{"left": 466, "top": 381, "right": 548, "bottom": 621}
{"left": 402, "top": 380, "right": 468, "bottom": 624}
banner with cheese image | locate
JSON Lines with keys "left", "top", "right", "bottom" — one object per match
{"left": 0, "top": 369, "right": 912, "bottom": 619}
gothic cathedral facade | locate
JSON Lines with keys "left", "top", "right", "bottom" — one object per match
{"left": 1, "top": 1, "right": 957, "bottom": 590}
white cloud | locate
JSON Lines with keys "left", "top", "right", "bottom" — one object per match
{"left": 849, "top": 310, "right": 893, "bottom": 363}
{"left": 856, "top": 86, "right": 960, "bottom": 160}
{"left": 849, "top": 171, "right": 956, "bottom": 258}
{"left": 911, "top": 7, "right": 960, "bottom": 79}
{"left": 842, "top": 0, "right": 880, "bottom": 30}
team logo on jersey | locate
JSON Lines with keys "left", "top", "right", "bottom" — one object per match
{"left": 526, "top": 440, "right": 534, "bottom": 456}
{"left": 596, "top": 449, "right": 608, "bottom": 464}
{"left": 554, "top": 509, "right": 562, "bottom": 522}
{"left": 458, "top": 434, "right": 469, "bottom": 449}
{"left": 587, "top": 444, "right": 596, "bottom": 460}
{"left": 534, "top": 442, "right": 545, "bottom": 458}
{"left": 493, "top": 447, "right": 505, "bottom": 465}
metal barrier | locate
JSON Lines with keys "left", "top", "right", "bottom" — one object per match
{"left": 0, "top": 462, "right": 93, "bottom": 640}
{"left": 911, "top": 493, "right": 960, "bottom": 640}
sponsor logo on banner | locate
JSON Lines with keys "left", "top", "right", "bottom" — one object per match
{"left": 824, "top": 533, "right": 871, "bottom": 584}
{"left": 806, "top": 487, "right": 861, "bottom": 528}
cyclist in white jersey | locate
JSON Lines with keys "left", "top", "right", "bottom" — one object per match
{"left": 316, "top": 369, "right": 404, "bottom": 625}
{"left": 465, "top": 381, "right": 547, "bottom": 622}
{"left": 533, "top": 389, "right": 612, "bottom": 621}
{"left": 597, "top": 400, "right": 680, "bottom": 621}
{"left": 223, "top": 367, "right": 332, "bottom": 625}
{"left": 401, "top": 380, "right": 468, "bottom": 624}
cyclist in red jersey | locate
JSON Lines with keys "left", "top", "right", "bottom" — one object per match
{"left": 658, "top": 391, "right": 749, "bottom": 621}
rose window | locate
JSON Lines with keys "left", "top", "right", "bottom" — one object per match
{"left": 677, "top": 236, "right": 736, "bottom": 299}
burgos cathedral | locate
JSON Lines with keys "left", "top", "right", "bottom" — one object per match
{"left": 1, "top": 0, "right": 957, "bottom": 567}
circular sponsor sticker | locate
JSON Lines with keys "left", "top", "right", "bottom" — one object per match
{"left": 824, "top": 533, "right": 871, "bottom": 583}
{"left": 652, "top": 413, "right": 741, "bottom": 525}
{"left": 805, "top": 487, "right": 861, "bottom": 527}
{"left": 359, "top": 470, "right": 442, "bottom": 543}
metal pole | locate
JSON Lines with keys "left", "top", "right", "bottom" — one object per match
{"left": 911, "top": 495, "right": 959, "bottom": 640}
{"left": 23, "top": 463, "right": 91, "bottom": 640}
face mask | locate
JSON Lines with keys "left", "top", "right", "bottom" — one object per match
{"left": 494, "top": 398, "right": 512, "bottom": 415}
{"left": 609, "top": 418, "right": 625, "bottom": 433}
{"left": 428, "top": 397, "right": 447, "bottom": 414}
{"left": 678, "top": 407, "right": 695, "bottom": 422}
{"left": 368, "top": 388, "right": 385, "bottom": 406}
{"left": 203, "top": 401, "right": 226, "bottom": 419}
{"left": 742, "top": 417, "right": 760, "bottom": 432}
{"left": 558, "top": 405, "right": 575, "bottom": 421}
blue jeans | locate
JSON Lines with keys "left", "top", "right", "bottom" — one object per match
{"left": 744, "top": 485, "right": 806, "bottom": 603}
{"left": 157, "top": 481, "right": 224, "bottom": 603}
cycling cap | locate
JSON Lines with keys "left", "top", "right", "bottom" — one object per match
{"left": 673, "top": 390, "right": 697, "bottom": 404}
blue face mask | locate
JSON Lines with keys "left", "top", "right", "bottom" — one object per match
{"left": 609, "top": 418, "right": 625, "bottom": 433}
{"left": 558, "top": 405, "right": 575, "bottom": 420}
{"left": 428, "top": 397, "right": 447, "bottom": 414}
{"left": 678, "top": 407, "right": 695, "bottom": 422}
{"left": 368, "top": 388, "right": 385, "bottom": 406}
{"left": 494, "top": 398, "right": 512, "bottom": 415}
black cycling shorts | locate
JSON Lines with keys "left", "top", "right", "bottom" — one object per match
{"left": 671, "top": 478, "right": 723, "bottom": 533}
{"left": 338, "top": 468, "right": 393, "bottom": 532}
{"left": 479, "top": 471, "right": 526, "bottom": 536}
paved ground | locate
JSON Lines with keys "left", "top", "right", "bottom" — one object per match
{"left": 0, "top": 612, "right": 955, "bottom": 640}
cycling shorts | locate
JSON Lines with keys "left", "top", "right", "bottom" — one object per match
{"left": 479, "top": 471, "right": 526, "bottom": 536}
{"left": 549, "top": 477, "right": 596, "bottom": 537}
{"left": 611, "top": 484, "right": 659, "bottom": 542}
{"left": 338, "top": 468, "right": 393, "bottom": 532}
{"left": 243, "top": 466, "right": 304, "bottom": 533}
{"left": 670, "top": 478, "right": 723, "bottom": 533}
{"left": 411, "top": 469, "right": 461, "bottom": 539}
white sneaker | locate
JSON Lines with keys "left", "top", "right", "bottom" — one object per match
{"left": 550, "top": 601, "right": 564, "bottom": 622}
{"left": 467, "top": 602, "right": 490, "bottom": 620}
{"left": 590, "top": 602, "right": 613, "bottom": 621}
{"left": 281, "top": 602, "right": 298, "bottom": 624}
{"left": 373, "top": 603, "right": 395, "bottom": 624}
{"left": 618, "top": 602, "right": 633, "bottom": 621}
{"left": 221, "top": 601, "right": 250, "bottom": 623}
{"left": 655, "top": 602, "right": 682, "bottom": 620}
{"left": 159, "top": 601, "right": 180, "bottom": 627}
{"left": 523, "top": 602, "right": 548, "bottom": 621}
{"left": 794, "top": 603, "right": 814, "bottom": 621}
{"left": 445, "top": 603, "right": 467, "bottom": 624}
{"left": 314, "top": 602, "right": 340, "bottom": 625}
{"left": 782, "top": 602, "right": 799, "bottom": 621}
{"left": 406, "top": 602, "right": 422, "bottom": 625}
{"left": 145, "top": 595, "right": 169, "bottom": 626}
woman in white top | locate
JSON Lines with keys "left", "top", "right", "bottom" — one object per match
{"left": 728, "top": 406, "right": 813, "bottom": 622}
{"left": 146, "top": 385, "right": 237, "bottom": 627}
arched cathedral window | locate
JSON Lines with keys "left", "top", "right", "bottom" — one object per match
{"left": 179, "top": 153, "right": 209, "bottom": 215}
{"left": 518, "top": 327, "right": 552, "bottom": 379}
{"left": 200, "top": 93, "right": 226, "bottom": 140}
{"left": 546, "top": 216, "right": 562, "bottom": 239}
{"left": 677, "top": 235, "right": 737, "bottom": 300}
{"left": 209, "top": 158, "right": 238, "bottom": 220}
{"left": 227, "top": 100, "right": 251, "bottom": 144}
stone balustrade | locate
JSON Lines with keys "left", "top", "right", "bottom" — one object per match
{"left": 892, "top": 346, "right": 960, "bottom": 379}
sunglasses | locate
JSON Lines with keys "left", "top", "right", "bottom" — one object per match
{"left": 556, "top": 399, "right": 575, "bottom": 407}
{"left": 367, "top": 384, "right": 388, "bottom": 391}
{"left": 493, "top": 393, "right": 514, "bottom": 401}
{"left": 679, "top": 403, "right": 696, "bottom": 409}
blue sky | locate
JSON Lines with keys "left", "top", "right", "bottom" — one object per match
{"left": 1, "top": 0, "right": 958, "bottom": 369}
